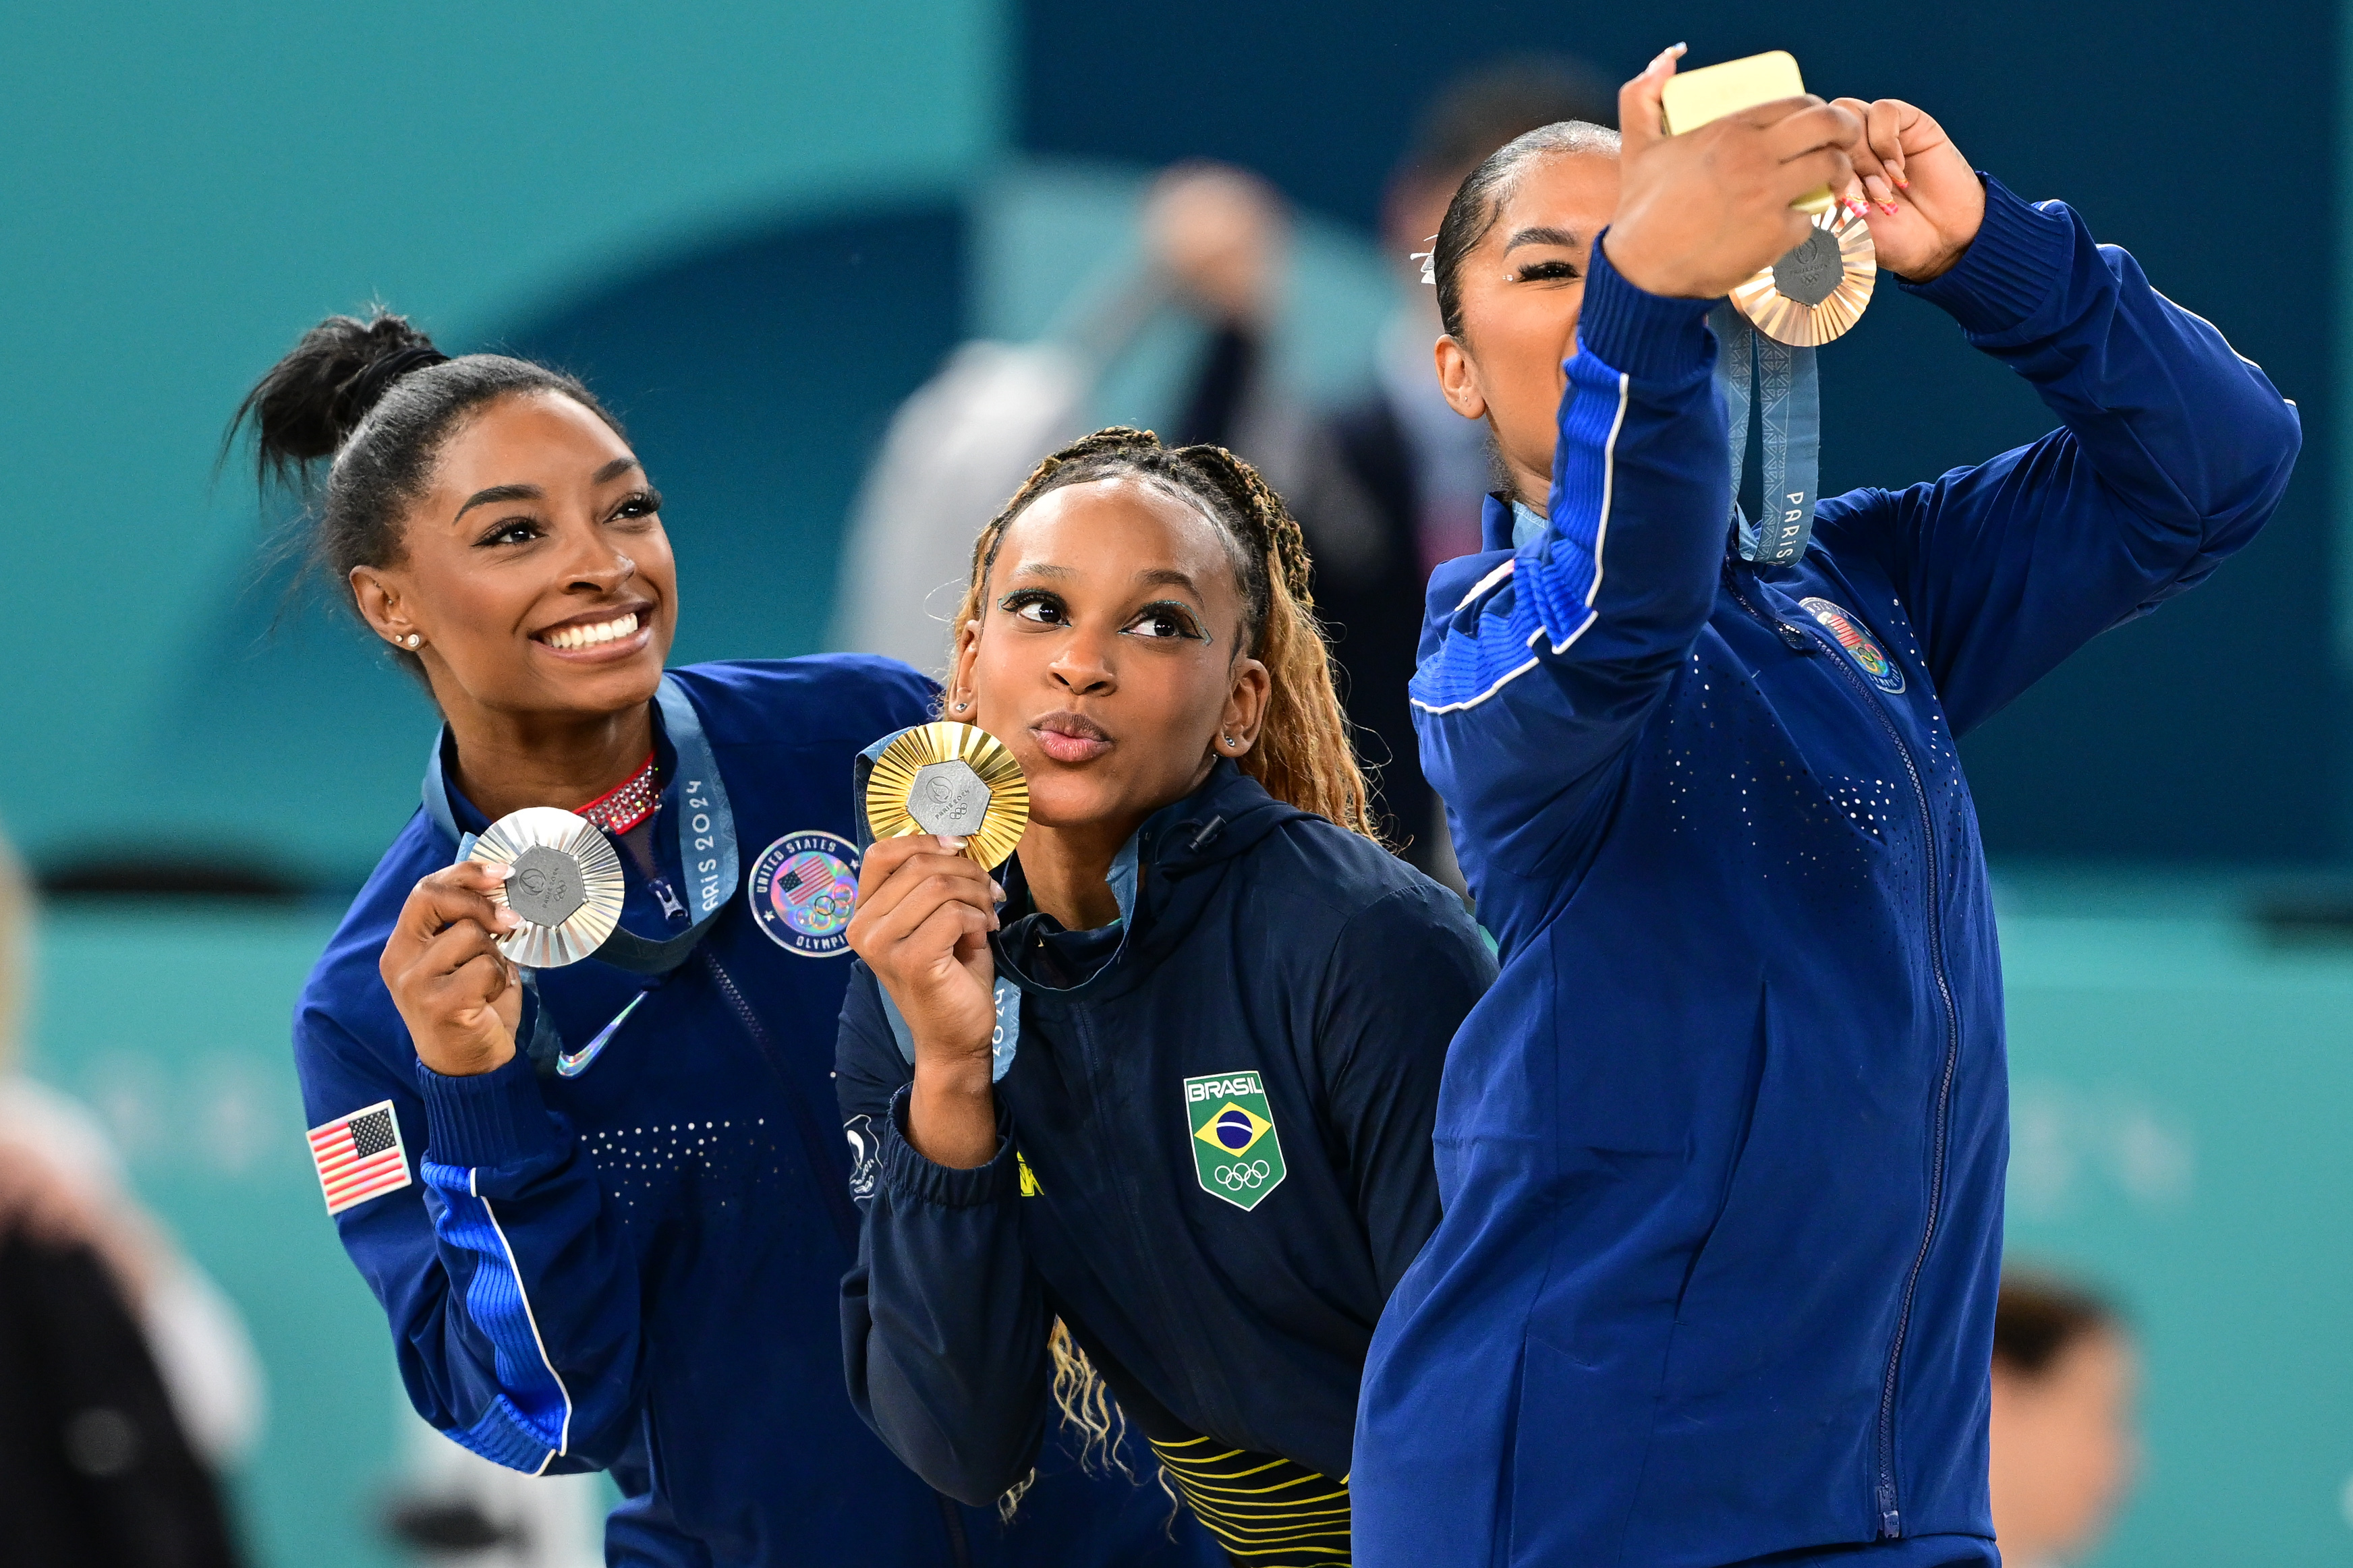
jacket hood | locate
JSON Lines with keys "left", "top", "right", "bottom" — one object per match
{"left": 993, "top": 761, "right": 1311, "bottom": 999}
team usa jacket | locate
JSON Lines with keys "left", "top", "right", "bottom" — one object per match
{"left": 1353, "top": 180, "right": 2299, "bottom": 1568}
{"left": 293, "top": 658, "right": 1206, "bottom": 1568}
{"left": 838, "top": 763, "right": 1494, "bottom": 1529}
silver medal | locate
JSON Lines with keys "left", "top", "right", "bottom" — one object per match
{"left": 469, "top": 807, "right": 627, "bottom": 968}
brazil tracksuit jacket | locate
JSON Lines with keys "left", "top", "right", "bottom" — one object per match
{"left": 1352, "top": 179, "right": 2300, "bottom": 1567}
{"left": 839, "top": 761, "right": 1495, "bottom": 1564}
{"left": 292, "top": 658, "right": 1207, "bottom": 1568}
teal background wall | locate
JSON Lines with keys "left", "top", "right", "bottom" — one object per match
{"left": 1995, "top": 874, "right": 2353, "bottom": 1563}
{"left": 26, "top": 906, "right": 393, "bottom": 1568}
{"left": 0, "top": 0, "right": 1003, "bottom": 869}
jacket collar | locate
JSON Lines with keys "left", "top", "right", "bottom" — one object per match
{"left": 993, "top": 761, "right": 1309, "bottom": 999}
{"left": 1481, "top": 491, "right": 1516, "bottom": 552}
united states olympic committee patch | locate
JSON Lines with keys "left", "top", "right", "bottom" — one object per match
{"left": 748, "top": 831, "right": 861, "bottom": 957}
{"left": 1799, "top": 597, "right": 1906, "bottom": 695}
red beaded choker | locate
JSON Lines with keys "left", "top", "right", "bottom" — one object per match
{"left": 575, "top": 753, "right": 660, "bottom": 835}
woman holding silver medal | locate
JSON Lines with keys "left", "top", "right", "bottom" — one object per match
{"left": 836, "top": 428, "right": 1496, "bottom": 1566}
{"left": 254, "top": 314, "right": 1206, "bottom": 1567}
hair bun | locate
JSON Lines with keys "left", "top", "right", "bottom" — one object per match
{"left": 231, "top": 309, "right": 445, "bottom": 484}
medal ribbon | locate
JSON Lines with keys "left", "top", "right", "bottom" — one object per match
{"left": 1710, "top": 303, "right": 1821, "bottom": 567}
{"left": 423, "top": 672, "right": 741, "bottom": 979}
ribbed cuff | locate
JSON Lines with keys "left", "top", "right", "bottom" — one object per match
{"left": 1576, "top": 233, "right": 1719, "bottom": 386}
{"left": 882, "top": 1085, "right": 1019, "bottom": 1208}
{"left": 1900, "top": 176, "right": 2074, "bottom": 337}
{"left": 416, "top": 1051, "right": 560, "bottom": 1169}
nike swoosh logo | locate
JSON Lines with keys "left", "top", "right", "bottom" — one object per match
{"left": 558, "top": 991, "right": 648, "bottom": 1078}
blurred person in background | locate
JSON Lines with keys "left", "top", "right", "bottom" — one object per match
{"left": 829, "top": 161, "right": 1288, "bottom": 680}
{"left": 1164, "top": 59, "right": 1615, "bottom": 876}
{"left": 1989, "top": 1274, "right": 2138, "bottom": 1568}
{"left": 837, "top": 57, "right": 1614, "bottom": 880}
{"left": 0, "top": 831, "right": 258, "bottom": 1567}
{"left": 244, "top": 312, "right": 1203, "bottom": 1567}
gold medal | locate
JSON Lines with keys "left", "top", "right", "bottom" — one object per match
{"left": 1730, "top": 205, "right": 1876, "bottom": 348}
{"left": 469, "top": 807, "right": 627, "bottom": 968}
{"left": 862, "top": 722, "right": 1030, "bottom": 870}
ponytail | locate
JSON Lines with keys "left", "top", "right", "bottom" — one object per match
{"left": 227, "top": 307, "right": 623, "bottom": 678}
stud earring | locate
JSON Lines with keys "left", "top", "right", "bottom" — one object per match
{"left": 403, "top": 634, "right": 421, "bottom": 649}
{"left": 954, "top": 700, "right": 969, "bottom": 712}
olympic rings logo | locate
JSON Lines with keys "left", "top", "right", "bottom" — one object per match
{"left": 1214, "top": 1159, "right": 1273, "bottom": 1191}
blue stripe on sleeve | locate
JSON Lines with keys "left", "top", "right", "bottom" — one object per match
{"left": 1411, "top": 356, "right": 1633, "bottom": 715}
{"left": 423, "top": 1158, "right": 573, "bottom": 1468}
{"left": 451, "top": 1395, "right": 563, "bottom": 1474}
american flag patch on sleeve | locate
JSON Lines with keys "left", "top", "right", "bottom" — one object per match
{"left": 308, "top": 1100, "right": 413, "bottom": 1215}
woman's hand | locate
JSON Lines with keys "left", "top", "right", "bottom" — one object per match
{"left": 1604, "top": 45, "right": 1861, "bottom": 300}
{"left": 1831, "top": 98, "right": 1983, "bottom": 282}
{"left": 846, "top": 835, "right": 1004, "bottom": 1168}
{"left": 379, "top": 862, "right": 524, "bottom": 1078}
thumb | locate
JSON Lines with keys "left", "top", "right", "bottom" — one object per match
{"left": 1618, "top": 42, "right": 1687, "bottom": 157}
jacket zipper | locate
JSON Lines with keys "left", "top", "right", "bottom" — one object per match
{"left": 1736, "top": 570, "right": 1961, "bottom": 1540}
{"left": 701, "top": 952, "right": 863, "bottom": 1256}
{"left": 1723, "top": 567, "right": 1814, "bottom": 652}
{"left": 1067, "top": 1004, "right": 1221, "bottom": 1421}
{"left": 706, "top": 952, "right": 975, "bottom": 1568}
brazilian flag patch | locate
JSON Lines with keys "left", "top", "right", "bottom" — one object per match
{"left": 1185, "top": 1070, "right": 1286, "bottom": 1211}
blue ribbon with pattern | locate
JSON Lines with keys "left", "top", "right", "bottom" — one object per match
{"left": 1711, "top": 303, "right": 1821, "bottom": 567}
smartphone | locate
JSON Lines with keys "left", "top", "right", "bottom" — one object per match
{"left": 1659, "top": 50, "right": 1836, "bottom": 216}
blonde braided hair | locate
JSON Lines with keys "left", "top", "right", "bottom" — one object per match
{"left": 947, "top": 427, "right": 1378, "bottom": 840}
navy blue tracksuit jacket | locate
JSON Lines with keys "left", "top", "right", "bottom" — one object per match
{"left": 839, "top": 765, "right": 1494, "bottom": 1530}
{"left": 293, "top": 659, "right": 1203, "bottom": 1568}
{"left": 1353, "top": 180, "right": 2300, "bottom": 1567}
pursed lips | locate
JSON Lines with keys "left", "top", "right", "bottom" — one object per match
{"left": 1031, "top": 713, "right": 1113, "bottom": 764}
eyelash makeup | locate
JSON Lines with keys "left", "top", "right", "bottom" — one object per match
{"left": 998, "top": 588, "right": 1064, "bottom": 621}
{"left": 1128, "top": 600, "right": 1210, "bottom": 644}
{"left": 473, "top": 488, "right": 663, "bottom": 549}
{"left": 1510, "top": 260, "right": 1583, "bottom": 283}
{"left": 476, "top": 519, "right": 541, "bottom": 548}
{"left": 996, "top": 589, "right": 1212, "bottom": 644}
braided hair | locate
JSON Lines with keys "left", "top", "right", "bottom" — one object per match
{"left": 949, "top": 427, "right": 1377, "bottom": 840}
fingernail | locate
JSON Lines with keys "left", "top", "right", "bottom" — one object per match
{"left": 1892, "top": 171, "right": 1910, "bottom": 189}
{"left": 938, "top": 835, "right": 967, "bottom": 850}
{"left": 990, "top": 881, "right": 1005, "bottom": 902}
{"left": 1881, "top": 201, "right": 1899, "bottom": 216}
{"left": 488, "top": 863, "right": 515, "bottom": 881}
{"left": 497, "top": 910, "right": 521, "bottom": 931}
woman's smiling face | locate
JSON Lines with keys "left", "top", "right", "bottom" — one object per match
{"left": 951, "top": 475, "right": 1269, "bottom": 836}
{"left": 349, "top": 390, "right": 677, "bottom": 723}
